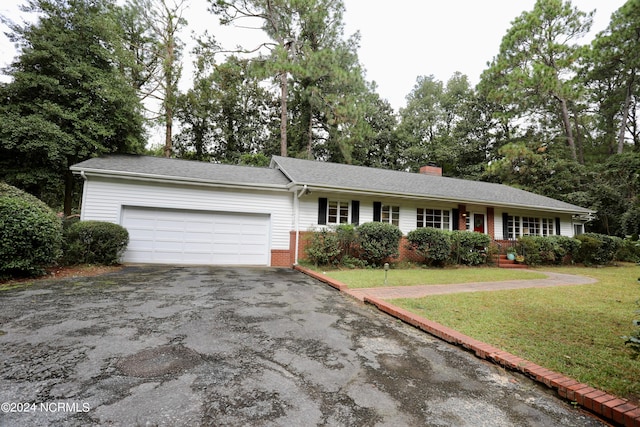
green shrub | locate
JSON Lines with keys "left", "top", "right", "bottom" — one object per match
{"left": 516, "top": 235, "right": 581, "bottom": 266}
{"left": 304, "top": 228, "right": 341, "bottom": 267}
{"left": 548, "top": 235, "right": 581, "bottom": 263}
{"left": 63, "top": 221, "right": 129, "bottom": 265}
{"left": 574, "top": 233, "right": 622, "bottom": 266}
{"left": 335, "top": 224, "right": 358, "bottom": 259}
{"left": 356, "top": 222, "right": 403, "bottom": 266}
{"left": 616, "top": 237, "right": 640, "bottom": 263}
{"left": 406, "top": 227, "right": 452, "bottom": 266}
{"left": 449, "top": 231, "right": 490, "bottom": 265}
{"left": 0, "top": 182, "right": 63, "bottom": 278}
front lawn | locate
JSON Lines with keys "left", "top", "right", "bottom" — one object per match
{"left": 391, "top": 264, "right": 640, "bottom": 403}
{"left": 322, "top": 267, "right": 547, "bottom": 289}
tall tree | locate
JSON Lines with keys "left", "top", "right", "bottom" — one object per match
{"left": 126, "top": 0, "right": 187, "bottom": 157}
{"left": 480, "top": 0, "right": 594, "bottom": 163}
{"left": 210, "top": 0, "right": 365, "bottom": 160}
{"left": 588, "top": 0, "right": 640, "bottom": 154}
{"left": 174, "top": 55, "right": 279, "bottom": 162}
{"left": 210, "top": 0, "right": 295, "bottom": 157}
{"left": 0, "top": 0, "right": 145, "bottom": 214}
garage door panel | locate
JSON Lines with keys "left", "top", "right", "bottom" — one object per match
{"left": 121, "top": 207, "right": 269, "bottom": 265}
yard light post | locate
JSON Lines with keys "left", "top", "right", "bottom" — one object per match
{"left": 384, "top": 262, "right": 389, "bottom": 285}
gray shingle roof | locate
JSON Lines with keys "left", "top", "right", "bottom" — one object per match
{"left": 271, "top": 156, "right": 593, "bottom": 214}
{"left": 70, "top": 155, "right": 290, "bottom": 188}
{"left": 70, "top": 154, "right": 593, "bottom": 214}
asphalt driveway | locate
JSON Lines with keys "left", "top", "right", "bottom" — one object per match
{"left": 0, "top": 266, "right": 603, "bottom": 426}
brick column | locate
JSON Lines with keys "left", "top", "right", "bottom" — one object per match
{"left": 458, "top": 204, "right": 467, "bottom": 231}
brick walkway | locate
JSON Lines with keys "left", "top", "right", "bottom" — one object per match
{"left": 344, "top": 271, "right": 598, "bottom": 301}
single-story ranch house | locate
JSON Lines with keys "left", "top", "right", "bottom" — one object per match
{"left": 70, "top": 155, "right": 595, "bottom": 267}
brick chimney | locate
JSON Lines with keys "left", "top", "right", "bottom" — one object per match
{"left": 419, "top": 163, "right": 442, "bottom": 176}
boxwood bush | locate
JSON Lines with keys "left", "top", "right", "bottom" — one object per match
{"left": 63, "top": 221, "right": 129, "bottom": 265}
{"left": 449, "top": 231, "right": 490, "bottom": 265}
{"left": 574, "top": 233, "right": 622, "bottom": 266}
{"left": 0, "top": 182, "right": 63, "bottom": 278}
{"left": 356, "top": 222, "right": 402, "bottom": 266}
{"left": 406, "top": 227, "right": 451, "bottom": 266}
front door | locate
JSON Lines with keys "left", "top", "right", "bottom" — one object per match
{"left": 473, "top": 213, "right": 485, "bottom": 233}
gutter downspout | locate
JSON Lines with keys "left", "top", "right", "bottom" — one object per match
{"left": 78, "top": 171, "right": 88, "bottom": 220}
{"left": 293, "top": 185, "right": 308, "bottom": 265}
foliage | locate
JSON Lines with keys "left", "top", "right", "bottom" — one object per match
{"left": 406, "top": 227, "right": 452, "bottom": 266}
{"left": 304, "top": 228, "right": 341, "bottom": 267}
{"left": 125, "top": 0, "right": 187, "bottom": 157}
{"left": 449, "top": 231, "right": 490, "bottom": 265}
{"left": 335, "top": 224, "right": 358, "bottom": 260}
{"left": 0, "top": 0, "right": 145, "bottom": 214}
{"left": 616, "top": 237, "right": 640, "bottom": 263}
{"left": 0, "top": 182, "right": 63, "bottom": 278}
{"left": 479, "top": 0, "right": 594, "bottom": 163}
{"left": 574, "top": 233, "right": 623, "bottom": 266}
{"left": 355, "top": 222, "right": 402, "bottom": 266}
{"left": 63, "top": 221, "right": 129, "bottom": 265}
{"left": 175, "top": 56, "right": 280, "bottom": 162}
{"left": 517, "top": 235, "right": 580, "bottom": 266}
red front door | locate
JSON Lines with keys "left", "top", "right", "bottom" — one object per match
{"left": 474, "top": 214, "right": 485, "bottom": 233}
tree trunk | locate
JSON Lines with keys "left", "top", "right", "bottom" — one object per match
{"left": 307, "top": 105, "right": 313, "bottom": 158}
{"left": 559, "top": 97, "right": 577, "bottom": 161}
{"left": 63, "top": 170, "right": 74, "bottom": 217}
{"left": 280, "top": 71, "right": 288, "bottom": 157}
{"left": 164, "top": 106, "right": 172, "bottom": 158}
{"left": 617, "top": 73, "right": 634, "bottom": 154}
{"left": 572, "top": 110, "right": 584, "bottom": 165}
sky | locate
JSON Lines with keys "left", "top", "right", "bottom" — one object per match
{"left": 0, "top": 0, "right": 627, "bottom": 112}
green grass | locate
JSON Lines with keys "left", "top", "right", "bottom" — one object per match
{"left": 391, "top": 264, "right": 640, "bottom": 403}
{"left": 322, "top": 267, "right": 547, "bottom": 289}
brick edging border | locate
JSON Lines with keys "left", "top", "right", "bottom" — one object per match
{"left": 293, "top": 265, "right": 640, "bottom": 427}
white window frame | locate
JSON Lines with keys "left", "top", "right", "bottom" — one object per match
{"left": 417, "top": 208, "right": 450, "bottom": 230}
{"left": 541, "top": 218, "right": 554, "bottom": 236}
{"left": 327, "top": 200, "right": 349, "bottom": 225}
{"left": 381, "top": 204, "right": 400, "bottom": 226}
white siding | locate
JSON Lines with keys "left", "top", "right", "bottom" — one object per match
{"left": 494, "top": 208, "right": 576, "bottom": 239}
{"left": 297, "top": 193, "right": 458, "bottom": 235}
{"left": 80, "top": 177, "right": 292, "bottom": 250}
{"left": 299, "top": 193, "right": 580, "bottom": 239}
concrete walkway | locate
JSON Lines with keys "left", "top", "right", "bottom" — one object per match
{"left": 344, "top": 270, "right": 598, "bottom": 301}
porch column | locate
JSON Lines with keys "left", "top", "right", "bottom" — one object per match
{"left": 458, "top": 204, "right": 466, "bottom": 231}
{"left": 487, "top": 207, "right": 495, "bottom": 239}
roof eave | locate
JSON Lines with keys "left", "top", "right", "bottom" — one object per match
{"left": 297, "top": 183, "right": 594, "bottom": 215}
{"left": 71, "top": 167, "right": 289, "bottom": 192}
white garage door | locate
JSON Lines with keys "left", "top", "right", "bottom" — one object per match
{"left": 121, "top": 206, "right": 270, "bottom": 265}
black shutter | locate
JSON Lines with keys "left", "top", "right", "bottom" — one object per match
{"left": 502, "top": 212, "right": 509, "bottom": 240}
{"left": 555, "top": 217, "right": 561, "bottom": 235}
{"left": 452, "top": 208, "right": 459, "bottom": 230}
{"left": 373, "top": 201, "right": 382, "bottom": 222}
{"left": 351, "top": 200, "right": 360, "bottom": 225}
{"left": 318, "top": 198, "right": 328, "bottom": 225}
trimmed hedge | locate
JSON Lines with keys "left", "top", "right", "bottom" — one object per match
{"left": 406, "top": 227, "right": 452, "bottom": 266}
{"left": 63, "top": 221, "right": 129, "bottom": 265}
{"left": 574, "top": 233, "right": 622, "bottom": 266}
{"left": 356, "top": 222, "right": 403, "bottom": 266}
{"left": 449, "top": 231, "right": 491, "bottom": 265}
{"left": 0, "top": 182, "right": 63, "bottom": 278}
